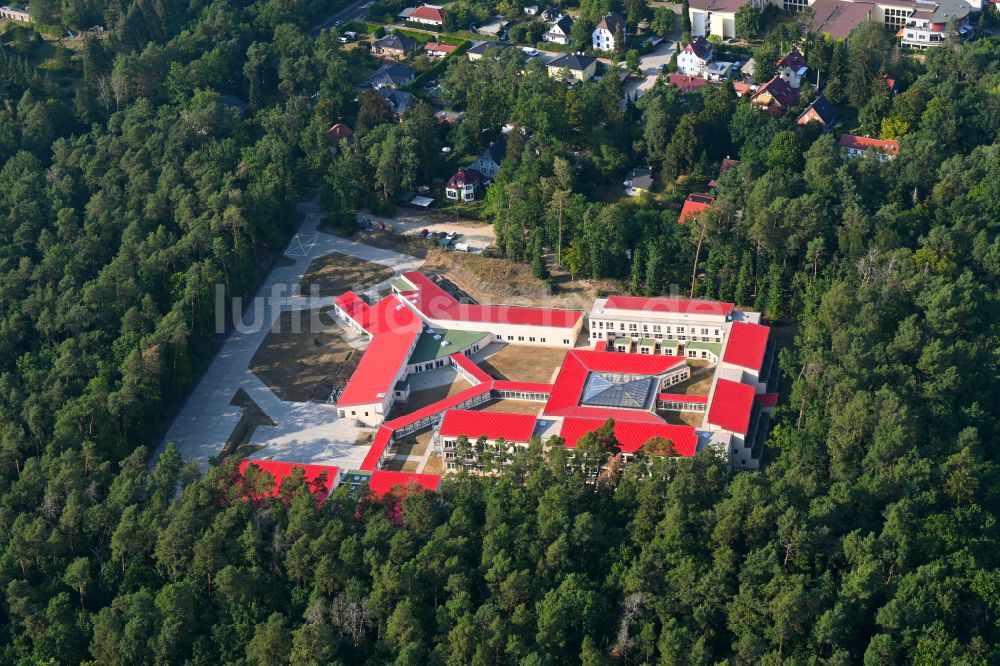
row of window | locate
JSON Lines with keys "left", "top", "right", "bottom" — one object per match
{"left": 600, "top": 331, "right": 718, "bottom": 343}
{"left": 593, "top": 321, "right": 721, "bottom": 336}
{"left": 495, "top": 334, "right": 572, "bottom": 345}
{"left": 658, "top": 400, "right": 707, "bottom": 412}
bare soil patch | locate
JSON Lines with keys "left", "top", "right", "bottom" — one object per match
{"left": 387, "top": 380, "right": 471, "bottom": 419}
{"left": 661, "top": 410, "right": 706, "bottom": 427}
{"left": 251, "top": 309, "right": 363, "bottom": 402}
{"left": 667, "top": 365, "right": 715, "bottom": 396}
{"left": 473, "top": 399, "right": 544, "bottom": 416}
{"left": 478, "top": 344, "right": 568, "bottom": 383}
{"left": 300, "top": 252, "right": 395, "bottom": 296}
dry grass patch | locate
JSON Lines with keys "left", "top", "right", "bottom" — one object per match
{"left": 251, "top": 308, "right": 362, "bottom": 402}
{"left": 423, "top": 454, "right": 444, "bottom": 475}
{"left": 300, "top": 252, "right": 395, "bottom": 297}
{"left": 478, "top": 344, "right": 567, "bottom": 383}
{"left": 473, "top": 400, "right": 544, "bottom": 416}
{"left": 387, "top": 380, "right": 471, "bottom": 419}
{"left": 661, "top": 410, "right": 706, "bottom": 427}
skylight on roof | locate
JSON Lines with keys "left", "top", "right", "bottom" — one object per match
{"left": 579, "top": 373, "right": 656, "bottom": 409}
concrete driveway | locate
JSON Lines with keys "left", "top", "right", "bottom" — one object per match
{"left": 155, "top": 201, "right": 425, "bottom": 472}
{"left": 622, "top": 39, "right": 678, "bottom": 104}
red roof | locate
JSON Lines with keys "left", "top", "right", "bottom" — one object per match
{"left": 360, "top": 426, "right": 394, "bottom": 470}
{"left": 327, "top": 123, "right": 354, "bottom": 139}
{"left": 604, "top": 294, "right": 734, "bottom": 317}
{"left": 722, "top": 322, "right": 770, "bottom": 371}
{"left": 683, "top": 36, "right": 712, "bottom": 59}
{"left": 384, "top": 383, "right": 493, "bottom": 432}
{"left": 446, "top": 167, "right": 483, "bottom": 190}
{"left": 658, "top": 392, "right": 708, "bottom": 404}
{"left": 337, "top": 296, "right": 422, "bottom": 407}
{"left": 367, "top": 470, "right": 441, "bottom": 497}
{"left": 424, "top": 41, "right": 457, "bottom": 54}
{"left": 558, "top": 418, "right": 697, "bottom": 455}
{"left": 439, "top": 409, "right": 537, "bottom": 442}
{"left": 679, "top": 193, "right": 715, "bottom": 224}
{"left": 399, "top": 271, "right": 583, "bottom": 329}
{"left": 493, "top": 380, "right": 553, "bottom": 394}
{"left": 334, "top": 291, "right": 371, "bottom": 326}
{"left": 238, "top": 460, "right": 340, "bottom": 499}
{"left": 733, "top": 82, "right": 755, "bottom": 97}
{"left": 543, "top": 349, "right": 686, "bottom": 420}
{"left": 750, "top": 76, "right": 800, "bottom": 110}
{"left": 776, "top": 47, "right": 807, "bottom": 71}
{"left": 409, "top": 4, "right": 446, "bottom": 22}
{"left": 667, "top": 74, "right": 708, "bottom": 93}
{"left": 838, "top": 134, "right": 900, "bottom": 156}
{"left": 450, "top": 352, "right": 491, "bottom": 384}
{"left": 707, "top": 379, "right": 756, "bottom": 435}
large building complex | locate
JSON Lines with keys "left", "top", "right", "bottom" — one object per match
{"left": 689, "top": 0, "right": 974, "bottom": 44}
{"left": 246, "top": 276, "right": 782, "bottom": 500}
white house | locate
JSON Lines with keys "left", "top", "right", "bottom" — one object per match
{"left": 592, "top": 12, "right": 625, "bottom": 52}
{"left": 471, "top": 140, "right": 506, "bottom": 178}
{"left": 543, "top": 15, "right": 574, "bottom": 45}
{"left": 689, "top": 0, "right": 764, "bottom": 40}
{"left": 445, "top": 168, "right": 485, "bottom": 202}
{"left": 776, "top": 47, "right": 808, "bottom": 89}
{"left": 677, "top": 37, "right": 713, "bottom": 76}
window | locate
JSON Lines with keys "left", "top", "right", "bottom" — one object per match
{"left": 541, "top": 338, "right": 546, "bottom": 343}
{"left": 518, "top": 336, "right": 525, "bottom": 342}
{"left": 619, "top": 322, "right": 625, "bottom": 330}
{"left": 677, "top": 326, "right": 685, "bottom": 333}
{"left": 351, "top": 411, "right": 356, "bottom": 416}
{"left": 653, "top": 325, "right": 661, "bottom": 333}
{"left": 883, "top": 6, "right": 909, "bottom": 30}
{"left": 496, "top": 334, "right": 502, "bottom": 340}
{"left": 529, "top": 337, "right": 536, "bottom": 342}
{"left": 563, "top": 339, "right": 570, "bottom": 344}
{"left": 629, "top": 323, "right": 637, "bottom": 331}
{"left": 701, "top": 328, "right": 709, "bottom": 335}
{"left": 508, "top": 335, "right": 514, "bottom": 340}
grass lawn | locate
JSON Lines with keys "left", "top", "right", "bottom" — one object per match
{"left": 477, "top": 344, "right": 568, "bottom": 383}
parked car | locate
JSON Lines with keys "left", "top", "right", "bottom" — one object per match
{"left": 522, "top": 47, "right": 539, "bottom": 56}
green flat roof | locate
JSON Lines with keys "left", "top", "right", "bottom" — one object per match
{"left": 686, "top": 341, "right": 722, "bottom": 355}
{"left": 660, "top": 339, "right": 679, "bottom": 348}
{"left": 409, "top": 328, "right": 490, "bottom": 364}
{"left": 392, "top": 277, "right": 414, "bottom": 292}
{"left": 639, "top": 338, "right": 655, "bottom": 346}
{"left": 613, "top": 337, "right": 632, "bottom": 345}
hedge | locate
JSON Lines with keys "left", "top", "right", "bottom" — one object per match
{"left": 403, "top": 39, "right": 471, "bottom": 91}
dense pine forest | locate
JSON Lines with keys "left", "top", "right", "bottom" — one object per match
{"left": 0, "top": 0, "right": 998, "bottom": 660}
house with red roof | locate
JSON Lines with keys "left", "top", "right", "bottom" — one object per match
{"left": 445, "top": 167, "right": 484, "bottom": 202}
{"left": 666, "top": 73, "right": 709, "bottom": 94}
{"left": 402, "top": 4, "right": 446, "bottom": 27}
{"left": 776, "top": 47, "right": 808, "bottom": 89}
{"left": 424, "top": 41, "right": 456, "bottom": 58}
{"left": 679, "top": 193, "right": 715, "bottom": 224}
{"left": 749, "top": 76, "right": 800, "bottom": 117}
{"left": 677, "top": 37, "right": 714, "bottom": 77}
{"left": 839, "top": 134, "right": 900, "bottom": 161}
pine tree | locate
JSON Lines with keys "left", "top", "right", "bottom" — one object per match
{"left": 765, "top": 262, "right": 783, "bottom": 322}
{"left": 629, "top": 246, "right": 644, "bottom": 294}
{"left": 734, "top": 253, "right": 752, "bottom": 306}
{"left": 825, "top": 40, "right": 845, "bottom": 104}
{"left": 531, "top": 236, "right": 549, "bottom": 280}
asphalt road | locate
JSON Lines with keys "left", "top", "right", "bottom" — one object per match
{"left": 310, "top": 0, "right": 372, "bottom": 36}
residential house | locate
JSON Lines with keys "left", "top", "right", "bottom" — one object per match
{"left": 379, "top": 88, "right": 417, "bottom": 118}
{"left": 839, "top": 134, "right": 900, "bottom": 161}
{"left": 0, "top": 5, "right": 30, "bottom": 21}
{"left": 544, "top": 15, "right": 574, "bottom": 45}
{"left": 666, "top": 73, "right": 709, "bottom": 94}
{"left": 796, "top": 93, "right": 835, "bottom": 128}
{"left": 748, "top": 76, "right": 800, "bottom": 116}
{"left": 405, "top": 4, "right": 446, "bottom": 27}
{"left": 326, "top": 123, "right": 354, "bottom": 150}
{"left": 524, "top": 5, "right": 539, "bottom": 15}
{"left": 677, "top": 36, "right": 713, "bottom": 76}
{"left": 900, "top": 0, "right": 972, "bottom": 49}
{"left": 689, "top": 0, "right": 764, "bottom": 39}
{"left": 546, "top": 53, "right": 598, "bottom": 82}
{"left": 372, "top": 34, "right": 418, "bottom": 60}
{"left": 776, "top": 47, "right": 808, "bottom": 89}
{"left": 424, "top": 41, "right": 457, "bottom": 57}
{"left": 679, "top": 193, "right": 715, "bottom": 223}
{"left": 592, "top": 11, "right": 625, "bottom": 51}
{"left": 369, "top": 64, "right": 417, "bottom": 89}
{"left": 445, "top": 168, "right": 485, "bottom": 202}
{"left": 708, "top": 158, "right": 740, "bottom": 188}
{"left": 467, "top": 40, "right": 511, "bottom": 61}
{"left": 472, "top": 139, "right": 507, "bottom": 178}
{"left": 623, "top": 167, "right": 653, "bottom": 196}
{"left": 705, "top": 61, "right": 735, "bottom": 81}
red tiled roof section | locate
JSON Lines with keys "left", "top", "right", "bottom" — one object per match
{"left": 450, "top": 351, "right": 491, "bottom": 384}
{"left": 658, "top": 392, "right": 708, "bottom": 404}
{"left": 667, "top": 73, "right": 708, "bottom": 93}
{"left": 410, "top": 4, "right": 446, "bottom": 22}
{"left": 776, "top": 47, "right": 807, "bottom": 70}
{"left": 360, "top": 427, "right": 395, "bottom": 470}
{"left": 750, "top": 76, "right": 800, "bottom": 108}
{"left": 367, "top": 470, "right": 441, "bottom": 497}
{"left": 400, "top": 271, "right": 583, "bottom": 329}
{"left": 679, "top": 193, "right": 715, "bottom": 224}
{"left": 424, "top": 41, "right": 457, "bottom": 54}
{"left": 707, "top": 379, "right": 756, "bottom": 435}
{"left": 604, "top": 294, "right": 733, "bottom": 317}
{"left": 238, "top": 460, "right": 340, "bottom": 499}
{"left": 722, "top": 322, "right": 770, "bottom": 371}
{"left": 838, "top": 134, "right": 900, "bottom": 156}
{"left": 558, "top": 418, "right": 697, "bottom": 455}
{"left": 684, "top": 36, "right": 712, "bottom": 59}
{"left": 327, "top": 123, "right": 354, "bottom": 139}
{"left": 439, "top": 409, "right": 537, "bottom": 442}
